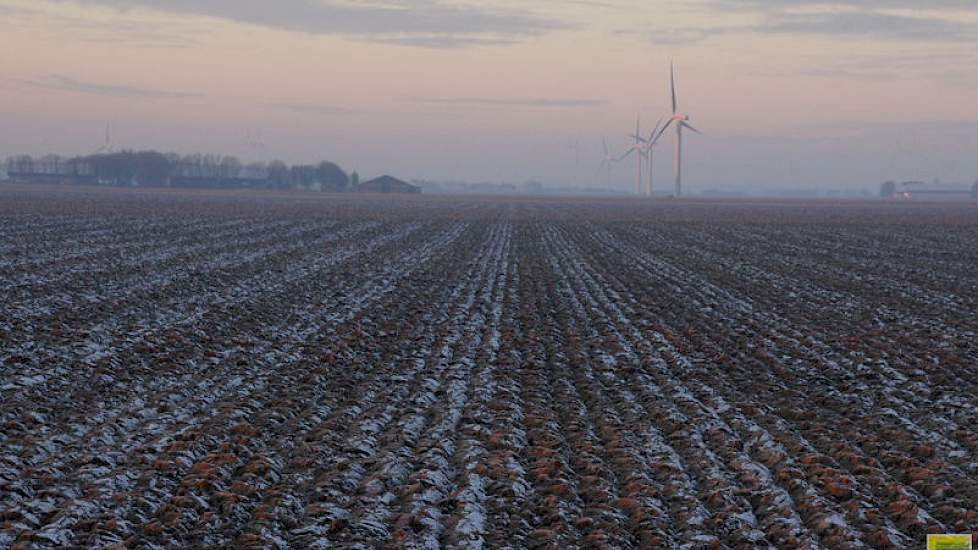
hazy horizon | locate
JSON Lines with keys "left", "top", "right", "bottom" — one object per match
{"left": 2, "top": 0, "right": 977, "bottom": 193}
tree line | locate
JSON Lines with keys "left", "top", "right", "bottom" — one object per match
{"left": 3, "top": 151, "right": 358, "bottom": 192}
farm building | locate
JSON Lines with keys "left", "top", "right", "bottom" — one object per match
{"left": 881, "top": 180, "right": 978, "bottom": 201}
{"left": 354, "top": 175, "right": 421, "bottom": 194}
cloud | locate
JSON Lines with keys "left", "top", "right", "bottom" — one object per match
{"left": 640, "top": 27, "right": 731, "bottom": 45}
{"left": 645, "top": 1, "right": 978, "bottom": 44}
{"left": 410, "top": 96, "right": 608, "bottom": 108}
{"left": 270, "top": 102, "right": 361, "bottom": 115}
{"left": 65, "top": 18, "right": 200, "bottom": 48}
{"left": 51, "top": 0, "right": 562, "bottom": 48}
{"left": 0, "top": 4, "right": 33, "bottom": 16}
{"left": 21, "top": 75, "right": 200, "bottom": 98}
{"left": 730, "top": 0, "right": 975, "bottom": 7}
{"left": 369, "top": 35, "right": 519, "bottom": 49}
{"left": 1, "top": 2, "right": 199, "bottom": 48}
{"left": 641, "top": 14, "right": 974, "bottom": 46}
{"left": 757, "top": 11, "right": 974, "bottom": 40}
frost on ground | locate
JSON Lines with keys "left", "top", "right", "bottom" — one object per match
{"left": 1, "top": 185, "right": 977, "bottom": 549}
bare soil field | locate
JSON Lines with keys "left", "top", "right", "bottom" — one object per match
{"left": 1, "top": 184, "right": 977, "bottom": 549}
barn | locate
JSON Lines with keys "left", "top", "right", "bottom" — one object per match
{"left": 354, "top": 175, "right": 421, "bottom": 194}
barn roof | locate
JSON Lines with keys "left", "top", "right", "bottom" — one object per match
{"left": 356, "top": 175, "right": 421, "bottom": 193}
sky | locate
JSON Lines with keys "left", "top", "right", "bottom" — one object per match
{"left": 1, "top": 0, "right": 977, "bottom": 193}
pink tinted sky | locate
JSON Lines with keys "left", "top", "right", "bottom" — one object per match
{"left": 2, "top": 0, "right": 977, "bottom": 192}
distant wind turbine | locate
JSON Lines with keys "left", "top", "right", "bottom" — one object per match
{"left": 567, "top": 138, "right": 581, "bottom": 166}
{"left": 94, "top": 122, "right": 113, "bottom": 154}
{"left": 629, "top": 118, "right": 664, "bottom": 197}
{"left": 655, "top": 63, "right": 701, "bottom": 197}
{"left": 618, "top": 116, "right": 645, "bottom": 195}
{"left": 596, "top": 137, "right": 618, "bottom": 187}
{"left": 568, "top": 138, "right": 582, "bottom": 187}
{"left": 244, "top": 129, "right": 266, "bottom": 158}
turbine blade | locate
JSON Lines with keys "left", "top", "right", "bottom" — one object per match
{"left": 617, "top": 148, "right": 635, "bottom": 162}
{"left": 682, "top": 122, "right": 702, "bottom": 134}
{"left": 653, "top": 118, "right": 674, "bottom": 143}
{"left": 648, "top": 118, "right": 664, "bottom": 143}
{"left": 670, "top": 62, "right": 677, "bottom": 114}
{"left": 629, "top": 133, "right": 647, "bottom": 143}
{"left": 602, "top": 138, "right": 609, "bottom": 156}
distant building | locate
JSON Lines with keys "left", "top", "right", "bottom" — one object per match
{"left": 354, "top": 175, "right": 421, "bottom": 194}
{"left": 884, "top": 180, "right": 977, "bottom": 201}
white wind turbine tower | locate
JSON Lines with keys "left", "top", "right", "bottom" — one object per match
{"left": 656, "top": 62, "right": 701, "bottom": 197}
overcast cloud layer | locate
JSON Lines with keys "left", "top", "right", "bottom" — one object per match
{"left": 51, "top": 0, "right": 561, "bottom": 47}
{"left": 57, "top": 0, "right": 978, "bottom": 47}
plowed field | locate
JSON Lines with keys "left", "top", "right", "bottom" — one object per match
{"left": 2, "top": 185, "right": 977, "bottom": 549}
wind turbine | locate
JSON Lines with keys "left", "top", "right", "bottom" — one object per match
{"left": 633, "top": 116, "right": 643, "bottom": 195}
{"left": 654, "top": 63, "right": 701, "bottom": 197}
{"left": 243, "top": 128, "right": 266, "bottom": 160}
{"left": 567, "top": 138, "right": 581, "bottom": 166}
{"left": 630, "top": 118, "right": 664, "bottom": 197}
{"left": 596, "top": 137, "right": 618, "bottom": 188}
{"left": 568, "top": 138, "right": 582, "bottom": 188}
{"left": 618, "top": 116, "right": 645, "bottom": 195}
{"left": 94, "top": 122, "right": 113, "bottom": 154}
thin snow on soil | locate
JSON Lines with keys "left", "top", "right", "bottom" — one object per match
{"left": 1, "top": 185, "right": 977, "bottom": 549}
